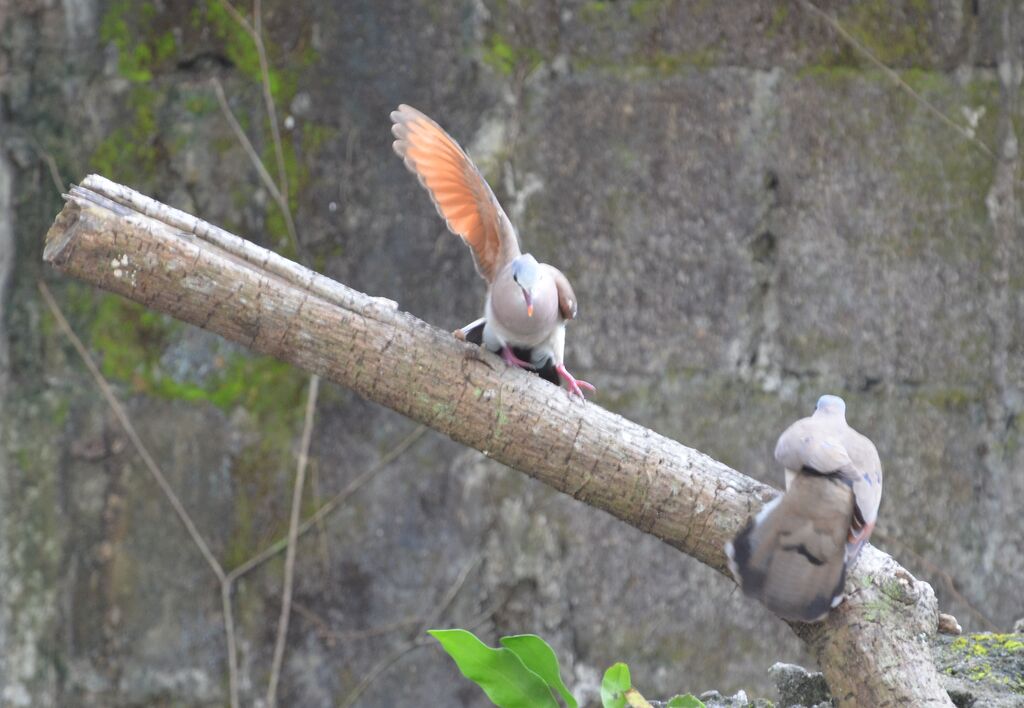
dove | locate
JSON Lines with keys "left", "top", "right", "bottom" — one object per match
{"left": 725, "top": 395, "right": 882, "bottom": 622}
{"left": 390, "top": 104, "right": 595, "bottom": 399}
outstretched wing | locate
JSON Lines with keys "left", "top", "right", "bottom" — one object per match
{"left": 391, "top": 104, "right": 520, "bottom": 283}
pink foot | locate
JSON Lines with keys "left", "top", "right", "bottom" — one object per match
{"left": 555, "top": 363, "right": 596, "bottom": 400}
{"left": 500, "top": 346, "right": 534, "bottom": 369}
{"left": 848, "top": 521, "right": 874, "bottom": 545}
{"left": 847, "top": 521, "right": 875, "bottom": 560}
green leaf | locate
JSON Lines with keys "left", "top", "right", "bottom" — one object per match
{"left": 429, "top": 629, "right": 558, "bottom": 708}
{"left": 665, "top": 695, "right": 706, "bottom": 708}
{"left": 500, "top": 634, "right": 578, "bottom": 708}
{"left": 625, "top": 687, "right": 654, "bottom": 707}
{"left": 601, "top": 662, "right": 632, "bottom": 708}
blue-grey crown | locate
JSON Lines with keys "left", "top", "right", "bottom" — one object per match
{"left": 816, "top": 394, "right": 846, "bottom": 413}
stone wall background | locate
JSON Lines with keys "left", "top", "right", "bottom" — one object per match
{"left": 1, "top": 0, "right": 1021, "bottom": 705}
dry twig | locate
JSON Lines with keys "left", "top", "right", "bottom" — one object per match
{"left": 31, "top": 140, "right": 66, "bottom": 195}
{"left": 211, "top": 77, "right": 300, "bottom": 255}
{"left": 226, "top": 425, "right": 429, "bottom": 582}
{"left": 338, "top": 555, "right": 483, "bottom": 708}
{"left": 252, "top": 0, "right": 291, "bottom": 201}
{"left": 213, "top": 0, "right": 300, "bottom": 257}
{"left": 798, "top": 0, "right": 996, "bottom": 160}
{"left": 292, "top": 602, "right": 422, "bottom": 644}
{"left": 212, "top": 7, "right": 309, "bottom": 698}
{"left": 267, "top": 374, "right": 320, "bottom": 707}
{"left": 38, "top": 280, "right": 242, "bottom": 708}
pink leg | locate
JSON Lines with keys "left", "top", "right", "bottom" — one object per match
{"left": 848, "top": 521, "right": 875, "bottom": 545}
{"left": 500, "top": 346, "right": 534, "bottom": 369}
{"left": 555, "top": 363, "right": 596, "bottom": 400}
{"left": 847, "top": 521, "right": 875, "bottom": 560}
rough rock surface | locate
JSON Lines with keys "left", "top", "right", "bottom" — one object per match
{"left": 650, "top": 690, "right": 771, "bottom": 708}
{"left": 768, "top": 663, "right": 832, "bottom": 707}
{"left": 660, "top": 634, "right": 1024, "bottom": 708}
{"left": 934, "top": 633, "right": 1024, "bottom": 708}
{"left": 1, "top": 0, "right": 1022, "bottom": 705}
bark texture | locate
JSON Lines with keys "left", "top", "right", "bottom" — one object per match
{"left": 44, "top": 176, "right": 953, "bottom": 706}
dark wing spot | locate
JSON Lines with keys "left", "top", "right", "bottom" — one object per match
{"left": 729, "top": 519, "right": 768, "bottom": 596}
{"left": 800, "top": 466, "right": 854, "bottom": 488}
{"left": 780, "top": 542, "right": 826, "bottom": 566}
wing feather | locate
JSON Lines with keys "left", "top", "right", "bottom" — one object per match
{"left": 544, "top": 265, "right": 578, "bottom": 321}
{"left": 843, "top": 428, "right": 883, "bottom": 527}
{"left": 774, "top": 419, "right": 853, "bottom": 475}
{"left": 391, "top": 104, "right": 520, "bottom": 283}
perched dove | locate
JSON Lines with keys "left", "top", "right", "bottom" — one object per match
{"left": 390, "top": 104, "right": 595, "bottom": 399}
{"left": 725, "top": 395, "right": 882, "bottom": 622}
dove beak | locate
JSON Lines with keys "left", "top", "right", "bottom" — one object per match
{"left": 522, "top": 288, "right": 534, "bottom": 318}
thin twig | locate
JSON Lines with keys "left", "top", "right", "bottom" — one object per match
{"left": 221, "top": 581, "right": 241, "bottom": 708}
{"left": 292, "top": 602, "right": 421, "bottom": 643}
{"left": 218, "top": 0, "right": 289, "bottom": 200}
{"left": 338, "top": 554, "right": 482, "bottom": 708}
{"left": 214, "top": 0, "right": 300, "bottom": 258}
{"left": 38, "top": 280, "right": 241, "bottom": 708}
{"left": 210, "top": 13, "right": 302, "bottom": 699}
{"left": 253, "top": 0, "right": 291, "bottom": 202}
{"left": 218, "top": 0, "right": 253, "bottom": 35}
{"left": 266, "top": 374, "right": 320, "bottom": 707}
{"left": 338, "top": 638, "right": 431, "bottom": 708}
{"left": 211, "top": 77, "right": 285, "bottom": 206}
{"left": 419, "top": 554, "right": 481, "bottom": 630}
{"left": 461, "top": 594, "right": 509, "bottom": 634}
{"left": 226, "top": 425, "right": 428, "bottom": 582}
{"left": 40, "top": 280, "right": 226, "bottom": 584}
{"left": 798, "top": 0, "right": 996, "bottom": 160}
{"left": 310, "top": 460, "right": 331, "bottom": 572}
{"left": 31, "top": 141, "right": 66, "bottom": 195}
{"left": 211, "top": 78, "right": 300, "bottom": 255}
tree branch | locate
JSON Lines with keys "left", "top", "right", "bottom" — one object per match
{"left": 41, "top": 175, "right": 953, "bottom": 706}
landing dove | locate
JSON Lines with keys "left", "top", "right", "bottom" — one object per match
{"left": 390, "top": 104, "right": 594, "bottom": 398}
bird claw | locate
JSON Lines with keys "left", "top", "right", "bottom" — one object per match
{"left": 847, "top": 521, "right": 874, "bottom": 545}
{"left": 555, "top": 363, "right": 595, "bottom": 400}
{"left": 500, "top": 346, "right": 534, "bottom": 369}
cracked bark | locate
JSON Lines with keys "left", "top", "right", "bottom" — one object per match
{"left": 42, "top": 175, "right": 953, "bottom": 706}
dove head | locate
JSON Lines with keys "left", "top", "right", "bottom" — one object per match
{"left": 815, "top": 394, "right": 847, "bottom": 418}
{"left": 511, "top": 254, "right": 542, "bottom": 317}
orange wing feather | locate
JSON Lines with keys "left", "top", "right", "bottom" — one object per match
{"left": 391, "top": 104, "right": 520, "bottom": 283}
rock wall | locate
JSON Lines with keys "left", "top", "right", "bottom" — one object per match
{"left": 1, "top": 0, "right": 1021, "bottom": 705}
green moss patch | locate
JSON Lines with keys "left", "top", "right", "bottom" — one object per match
{"left": 938, "top": 632, "right": 1024, "bottom": 697}
{"left": 817, "top": 0, "right": 937, "bottom": 69}
{"left": 85, "top": 294, "right": 305, "bottom": 418}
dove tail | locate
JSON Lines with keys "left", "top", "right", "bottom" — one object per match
{"left": 725, "top": 473, "right": 854, "bottom": 623}
{"left": 456, "top": 318, "right": 487, "bottom": 345}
